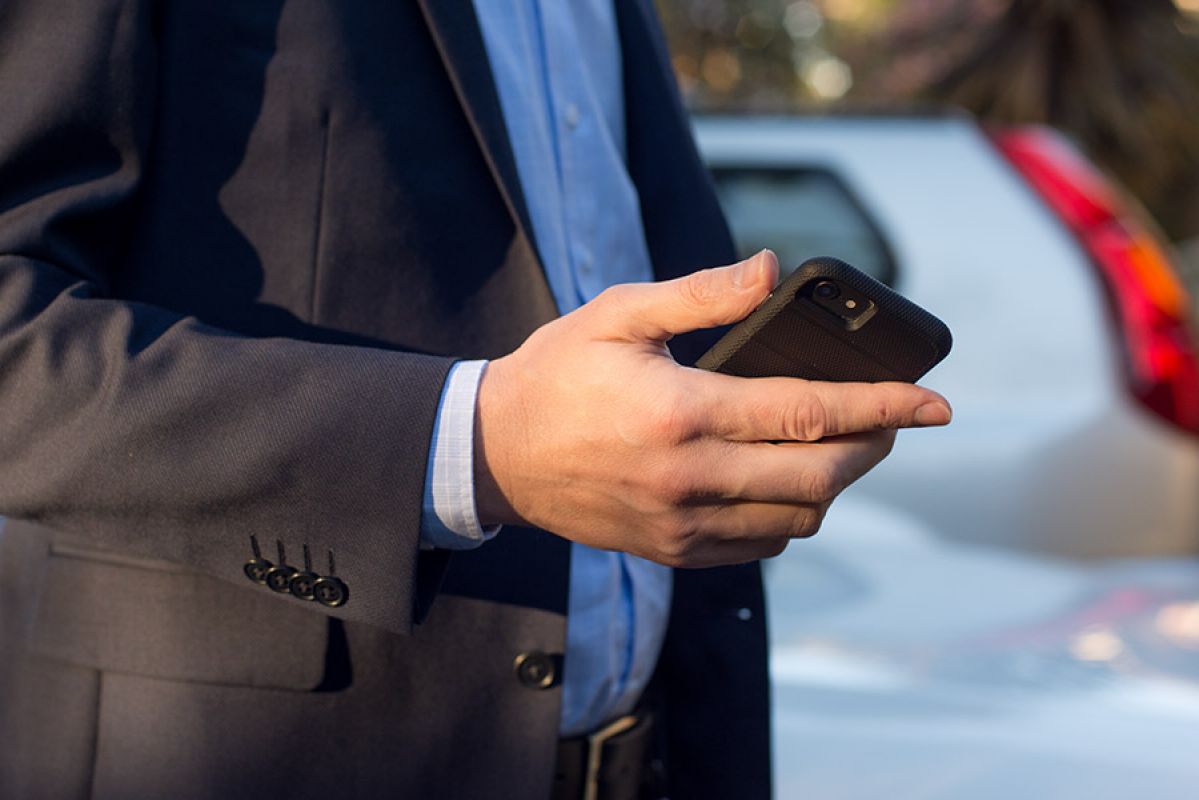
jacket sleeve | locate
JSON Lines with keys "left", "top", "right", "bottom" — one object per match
{"left": 0, "top": 0, "right": 453, "bottom": 634}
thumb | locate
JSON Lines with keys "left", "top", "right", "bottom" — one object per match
{"left": 599, "top": 249, "right": 778, "bottom": 343}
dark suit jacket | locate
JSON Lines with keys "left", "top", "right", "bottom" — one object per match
{"left": 0, "top": 1, "right": 769, "bottom": 798}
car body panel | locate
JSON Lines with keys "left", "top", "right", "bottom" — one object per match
{"left": 768, "top": 499, "right": 1199, "bottom": 799}
{"left": 696, "top": 115, "right": 1199, "bottom": 557}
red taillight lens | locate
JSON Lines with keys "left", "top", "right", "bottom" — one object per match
{"left": 993, "top": 126, "right": 1199, "bottom": 435}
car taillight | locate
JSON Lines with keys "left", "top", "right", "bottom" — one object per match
{"left": 992, "top": 126, "right": 1199, "bottom": 436}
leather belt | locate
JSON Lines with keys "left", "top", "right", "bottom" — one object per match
{"left": 552, "top": 710, "right": 655, "bottom": 800}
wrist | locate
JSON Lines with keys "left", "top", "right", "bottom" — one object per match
{"left": 473, "top": 356, "right": 526, "bottom": 527}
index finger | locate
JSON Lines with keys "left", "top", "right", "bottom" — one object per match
{"left": 695, "top": 372, "right": 952, "bottom": 442}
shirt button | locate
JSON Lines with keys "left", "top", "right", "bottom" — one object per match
{"left": 736, "top": 607, "right": 754, "bottom": 622}
{"left": 514, "top": 651, "right": 559, "bottom": 690}
{"left": 563, "top": 103, "right": 580, "bottom": 130}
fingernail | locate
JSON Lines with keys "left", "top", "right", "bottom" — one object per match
{"left": 733, "top": 249, "right": 771, "bottom": 289}
{"left": 915, "top": 402, "right": 952, "bottom": 426}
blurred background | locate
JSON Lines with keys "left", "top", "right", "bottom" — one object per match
{"left": 654, "top": 2, "right": 1199, "bottom": 797}
{"left": 657, "top": 0, "right": 1199, "bottom": 286}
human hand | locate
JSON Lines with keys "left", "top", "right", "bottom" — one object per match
{"left": 474, "top": 250, "right": 951, "bottom": 567}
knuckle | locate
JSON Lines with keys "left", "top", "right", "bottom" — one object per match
{"left": 791, "top": 508, "right": 824, "bottom": 539}
{"left": 656, "top": 516, "right": 700, "bottom": 564}
{"left": 855, "top": 430, "right": 896, "bottom": 470}
{"left": 642, "top": 392, "right": 701, "bottom": 445}
{"left": 657, "top": 468, "right": 698, "bottom": 505}
{"left": 787, "top": 394, "right": 829, "bottom": 442}
{"left": 873, "top": 399, "right": 897, "bottom": 430}
{"left": 804, "top": 464, "right": 843, "bottom": 504}
{"left": 593, "top": 283, "right": 635, "bottom": 317}
{"left": 597, "top": 283, "right": 632, "bottom": 306}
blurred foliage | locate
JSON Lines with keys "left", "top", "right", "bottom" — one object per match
{"left": 657, "top": 0, "right": 1199, "bottom": 242}
{"left": 655, "top": 0, "right": 900, "bottom": 109}
{"left": 909, "top": 0, "right": 1199, "bottom": 241}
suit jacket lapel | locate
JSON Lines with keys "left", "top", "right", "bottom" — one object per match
{"left": 415, "top": 0, "right": 545, "bottom": 272}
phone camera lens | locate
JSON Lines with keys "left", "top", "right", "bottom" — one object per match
{"left": 814, "top": 281, "right": 841, "bottom": 300}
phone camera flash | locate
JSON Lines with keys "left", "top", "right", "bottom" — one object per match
{"left": 845, "top": 299, "right": 858, "bottom": 309}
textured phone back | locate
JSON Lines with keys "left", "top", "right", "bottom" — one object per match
{"left": 696, "top": 257, "right": 952, "bottom": 382}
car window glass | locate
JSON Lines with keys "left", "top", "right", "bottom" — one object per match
{"left": 711, "top": 168, "right": 896, "bottom": 285}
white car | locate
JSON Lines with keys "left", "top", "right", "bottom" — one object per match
{"left": 767, "top": 498, "right": 1199, "bottom": 799}
{"left": 695, "top": 114, "right": 1199, "bottom": 558}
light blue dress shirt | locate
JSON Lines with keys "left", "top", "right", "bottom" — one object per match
{"left": 420, "top": 0, "right": 672, "bottom": 737}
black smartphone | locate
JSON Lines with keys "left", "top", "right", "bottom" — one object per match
{"left": 696, "top": 256, "right": 952, "bottom": 382}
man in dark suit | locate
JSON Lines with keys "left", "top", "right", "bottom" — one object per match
{"left": 0, "top": 1, "right": 950, "bottom": 798}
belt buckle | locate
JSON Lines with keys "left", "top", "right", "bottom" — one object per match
{"left": 583, "top": 714, "right": 639, "bottom": 800}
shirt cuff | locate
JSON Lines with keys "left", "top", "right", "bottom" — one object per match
{"left": 419, "top": 360, "right": 502, "bottom": 550}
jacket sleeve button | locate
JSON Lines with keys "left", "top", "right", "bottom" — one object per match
{"left": 265, "top": 565, "right": 297, "bottom": 593}
{"left": 514, "top": 651, "right": 558, "bottom": 690}
{"left": 313, "top": 576, "right": 349, "bottom": 608}
{"left": 243, "top": 559, "right": 272, "bottom": 585}
{"left": 288, "top": 571, "right": 319, "bottom": 601}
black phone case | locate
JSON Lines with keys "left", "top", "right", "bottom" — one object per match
{"left": 696, "top": 256, "right": 952, "bottom": 382}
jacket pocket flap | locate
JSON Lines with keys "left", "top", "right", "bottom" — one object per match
{"left": 31, "top": 546, "right": 329, "bottom": 690}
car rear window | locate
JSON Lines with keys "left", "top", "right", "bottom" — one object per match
{"left": 710, "top": 168, "right": 896, "bottom": 286}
